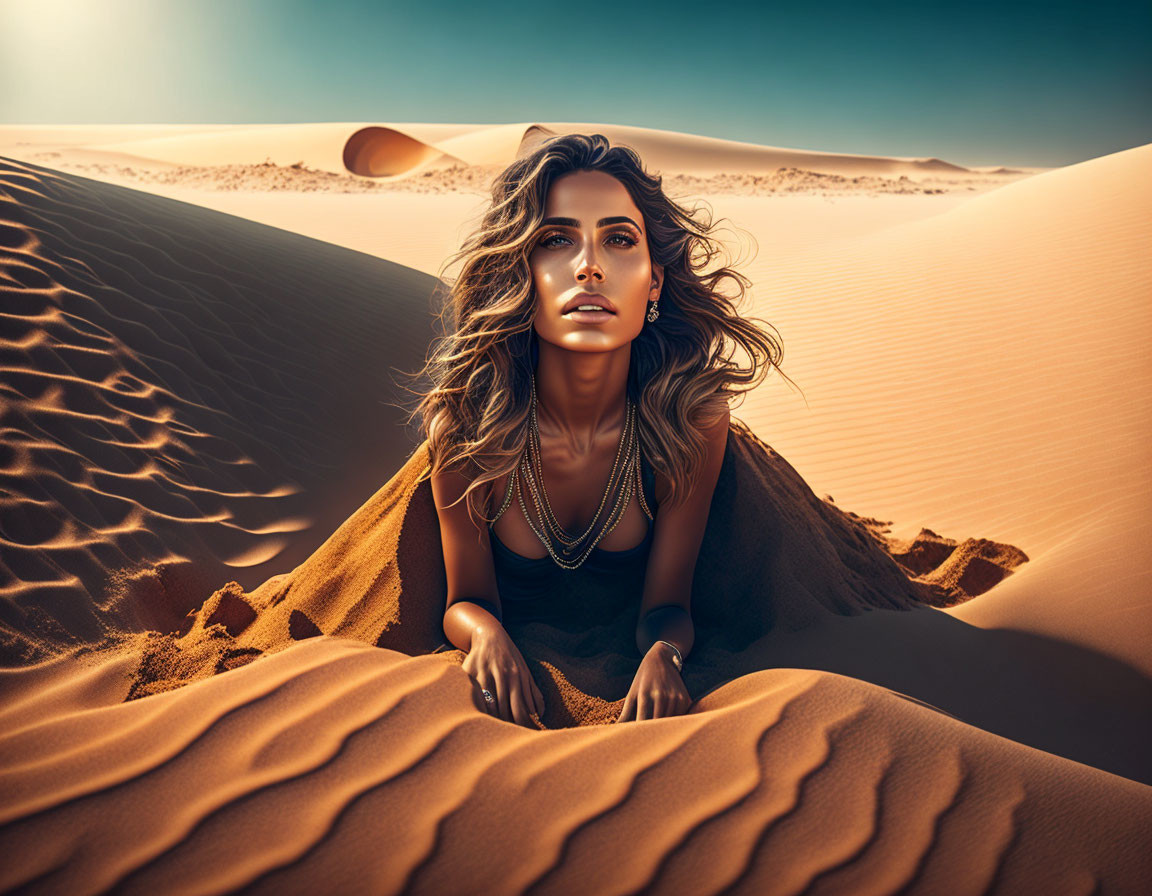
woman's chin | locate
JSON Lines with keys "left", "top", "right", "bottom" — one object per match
{"left": 538, "top": 330, "right": 640, "bottom": 353}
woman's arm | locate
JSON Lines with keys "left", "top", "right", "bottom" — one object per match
{"left": 617, "top": 405, "right": 723, "bottom": 718}
{"left": 617, "top": 407, "right": 729, "bottom": 723}
{"left": 442, "top": 600, "right": 502, "bottom": 652}
{"left": 429, "top": 460, "right": 504, "bottom": 651}
{"left": 637, "top": 605, "right": 694, "bottom": 665}
{"left": 430, "top": 457, "right": 545, "bottom": 727}
{"left": 635, "top": 405, "right": 731, "bottom": 665}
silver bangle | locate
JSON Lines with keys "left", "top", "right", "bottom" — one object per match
{"left": 656, "top": 640, "right": 683, "bottom": 672}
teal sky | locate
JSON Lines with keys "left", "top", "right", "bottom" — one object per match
{"left": 1, "top": 0, "right": 1148, "bottom": 167}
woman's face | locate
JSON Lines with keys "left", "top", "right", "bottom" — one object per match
{"left": 528, "top": 169, "right": 663, "bottom": 354}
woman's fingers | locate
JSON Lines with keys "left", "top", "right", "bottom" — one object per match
{"left": 615, "top": 686, "right": 694, "bottom": 724}
{"left": 521, "top": 668, "right": 544, "bottom": 718}
{"left": 476, "top": 673, "right": 498, "bottom": 717}
{"left": 506, "top": 678, "right": 525, "bottom": 726}
{"left": 495, "top": 671, "right": 514, "bottom": 723}
{"left": 508, "top": 648, "right": 542, "bottom": 716}
{"left": 507, "top": 679, "right": 534, "bottom": 728}
{"left": 475, "top": 664, "right": 543, "bottom": 727}
{"left": 508, "top": 655, "right": 542, "bottom": 724}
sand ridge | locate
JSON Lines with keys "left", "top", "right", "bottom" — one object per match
{"left": 1, "top": 637, "right": 1148, "bottom": 894}
{"left": 1, "top": 121, "right": 1037, "bottom": 199}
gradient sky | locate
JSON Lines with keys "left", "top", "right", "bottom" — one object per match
{"left": 1, "top": 0, "right": 1148, "bottom": 167}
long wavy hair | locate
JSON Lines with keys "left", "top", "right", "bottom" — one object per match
{"left": 402, "top": 133, "right": 796, "bottom": 531}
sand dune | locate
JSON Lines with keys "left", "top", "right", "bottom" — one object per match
{"left": 732, "top": 143, "right": 1152, "bottom": 675}
{"left": 1, "top": 121, "right": 1011, "bottom": 180}
{"left": 0, "top": 156, "right": 440, "bottom": 661}
{"left": 1, "top": 121, "right": 1039, "bottom": 192}
{"left": 340, "top": 120, "right": 987, "bottom": 180}
{"left": 1, "top": 638, "right": 1148, "bottom": 894}
{"left": 1, "top": 122, "right": 1149, "bottom": 891}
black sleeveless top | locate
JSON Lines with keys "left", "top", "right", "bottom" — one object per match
{"left": 476, "top": 451, "right": 659, "bottom": 628}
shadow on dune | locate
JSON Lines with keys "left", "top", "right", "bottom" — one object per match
{"left": 721, "top": 606, "right": 1152, "bottom": 785}
{"left": 0, "top": 156, "right": 440, "bottom": 663}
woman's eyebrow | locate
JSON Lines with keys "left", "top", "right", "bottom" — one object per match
{"left": 540, "top": 215, "right": 642, "bottom": 231}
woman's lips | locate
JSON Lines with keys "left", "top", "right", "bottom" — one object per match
{"left": 562, "top": 293, "right": 617, "bottom": 315}
{"left": 563, "top": 309, "right": 615, "bottom": 323}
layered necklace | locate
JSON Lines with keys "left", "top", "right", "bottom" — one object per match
{"left": 491, "top": 375, "right": 654, "bottom": 570}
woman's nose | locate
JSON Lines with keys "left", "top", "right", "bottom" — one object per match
{"left": 574, "top": 243, "right": 604, "bottom": 282}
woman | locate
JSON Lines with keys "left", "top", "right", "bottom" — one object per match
{"left": 410, "top": 134, "right": 790, "bottom": 729}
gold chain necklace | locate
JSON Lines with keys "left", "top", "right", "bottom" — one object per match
{"left": 492, "top": 376, "right": 654, "bottom": 570}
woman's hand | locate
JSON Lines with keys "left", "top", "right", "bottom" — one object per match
{"left": 463, "top": 624, "right": 546, "bottom": 728}
{"left": 616, "top": 642, "right": 691, "bottom": 723}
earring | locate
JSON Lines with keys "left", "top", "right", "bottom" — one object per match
{"left": 646, "top": 300, "right": 660, "bottom": 323}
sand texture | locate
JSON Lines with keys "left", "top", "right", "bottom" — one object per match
{"left": 0, "top": 123, "right": 1149, "bottom": 893}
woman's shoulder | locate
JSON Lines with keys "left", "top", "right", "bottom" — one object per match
{"left": 427, "top": 439, "right": 493, "bottom": 504}
{"left": 648, "top": 405, "right": 730, "bottom": 506}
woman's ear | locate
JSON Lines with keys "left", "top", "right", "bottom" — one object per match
{"left": 651, "top": 262, "right": 664, "bottom": 298}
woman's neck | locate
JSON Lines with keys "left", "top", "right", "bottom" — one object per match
{"left": 534, "top": 340, "right": 630, "bottom": 453}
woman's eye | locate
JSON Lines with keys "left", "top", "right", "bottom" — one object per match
{"left": 537, "top": 231, "right": 638, "bottom": 249}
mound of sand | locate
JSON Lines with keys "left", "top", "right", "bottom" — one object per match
{"left": 2, "top": 637, "right": 1148, "bottom": 894}
{"left": 0, "top": 156, "right": 438, "bottom": 662}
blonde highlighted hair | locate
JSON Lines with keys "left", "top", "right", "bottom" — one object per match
{"left": 402, "top": 133, "right": 795, "bottom": 529}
